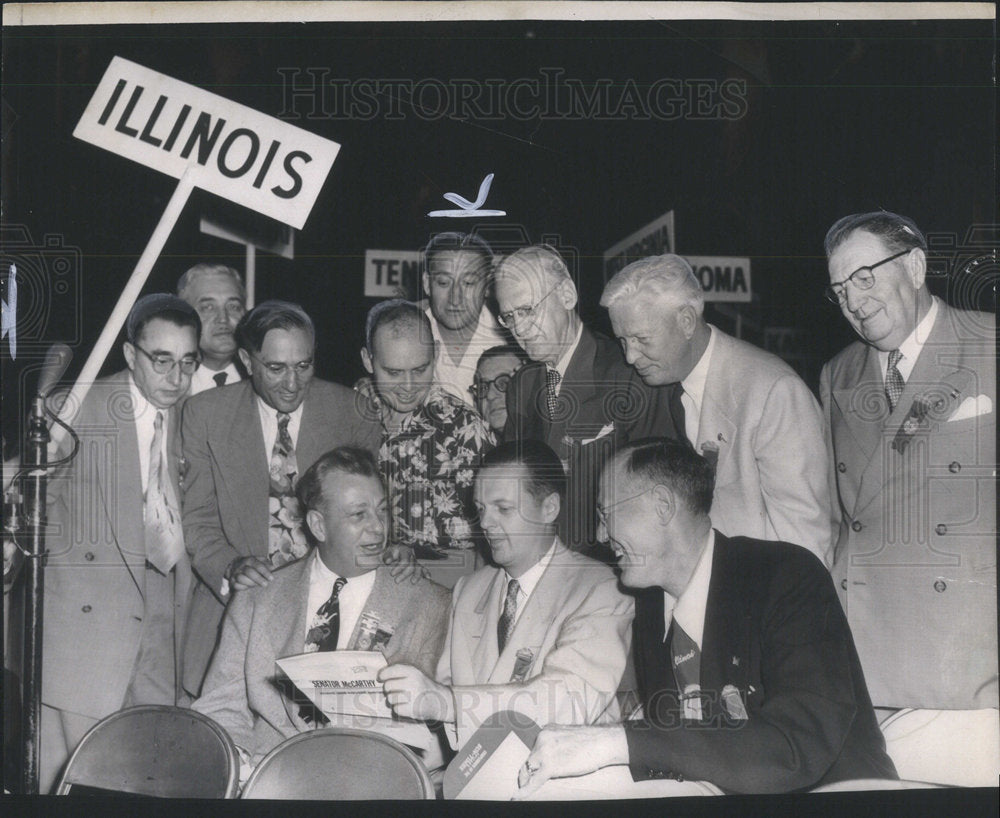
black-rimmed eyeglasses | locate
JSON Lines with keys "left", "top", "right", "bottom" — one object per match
{"left": 824, "top": 249, "right": 910, "bottom": 306}
{"left": 133, "top": 344, "right": 200, "bottom": 375}
{"left": 469, "top": 373, "right": 512, "bottom": 401}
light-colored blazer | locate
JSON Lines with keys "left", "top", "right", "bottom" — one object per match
{"left": 193, "top": 559, "right": 450, "bottom": 762}
{"left": 180, "top": 378, "right": 381, "bottom": 695}
{"left": 437, "top": 540, "right": 633, "bottom": 748}
{"left": 695, "top": 327, "right": 834, "bottom": 567}
{"left": 820, "top": 301, "right": 997, "bottom": 710}
{"left": 42, "top": 370, "right": 190, "bottom": 718}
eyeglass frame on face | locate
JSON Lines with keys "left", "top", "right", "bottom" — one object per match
{"left": 824, "top": 248, "right": 911, "bottom": 306}
{"left": 469, "top": 372, "right": 513, "bottom": 401}
{"left": 132, "top": 343, "right": 201, "bottom": 375}
{"left": 497, "top": 282, "right": 563, "bottom": 329}
{"left": 595, "top": 485, "right": 659, "bottom": 539}
{"left": 248, "top": 350, "right": 315, "bottom": 379}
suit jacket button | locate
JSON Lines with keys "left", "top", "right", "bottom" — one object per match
{"left": 851, "top": 520, "right": 863, "bottom": 532}
{"left": 837, "top": 462, "right": 847, "bottom": 473}
{"left": 840, "top": 578, "right": 848, "bottom": 590}
{"left": 948, "top": 461, "right": 961, "bottom": 473}
{"left": 933, "top": 580, "right": 947, "bottom": 593}
{"left": 84, "top": 552, "right": 95, "bottom": 561}
{"left": 935, "top": 523, "right": 947, "bottom": 535}
{"left": 81, "top": 605, "right": 92, "bottom": 613}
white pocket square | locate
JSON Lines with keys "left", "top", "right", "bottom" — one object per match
{"left": 947, "top": 394, "right": 992, "bottom": 422}
{"left": 580, "top": 423, "right": 615, "bottom": 445}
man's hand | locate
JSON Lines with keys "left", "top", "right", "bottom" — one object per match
{"left": 513, "top": 725, "right": 630, "bottom": 800}
{"left": 382, "top": 543, "right": 428, "bottom": 585}
{"left": 378, "top": 663, "right": 454, "bottom": 722}
{"left": 228, "top": 556, "right": 274, "bottom": 591}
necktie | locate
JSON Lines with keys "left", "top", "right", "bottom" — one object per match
{"left": 268, "top": 412, "right": 307, "bottom": 567}
{"left": 144, "top": 410, "right": 184, "bottom": 573}
{"left": 306, "top": 577, "right": 349, "bottom": 652}
{"left": 213, "top": 371, "right": 228, "bottom": 387}
{"left": 669, "top": 619, "right": 702, "bottom": 720}
{"left": 545, "top": 368, "right": 561, "bottom": 421}
{"left": 669, "top": 383, "right": 692, "bottom": 448}
{"left": 885, "top": 349, "right": 904, "bottom": 411}
{"left": 497, "top": 578, "right": 520, "bottom": 654}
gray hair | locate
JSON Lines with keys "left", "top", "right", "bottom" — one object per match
{"left": 494, "top": 245, "right": 574, "bottom": 290}
{"left": 824, "top": 211, "right": 927, "bottom": 258}
{"left": 177, "top": 263, "right": 246, "bottom": 302}
{"left": 600, "top": 254, "right": 704, "bottom": 314}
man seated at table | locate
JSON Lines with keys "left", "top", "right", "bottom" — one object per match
{"left": 193, "top": 446, "right": 450, "bottom": 768}
{"left": 379, "top": 440, "right": 634, "bottom": 750}
{"left": 515, "top": 438, "right": 897, "bottom": 796}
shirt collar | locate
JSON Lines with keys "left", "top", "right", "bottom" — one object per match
{"left": 310, "top": 548, "right": 378, "bottom": 590}
{"left": 128, "top": 373, "right": 159, "bottom": 421}
{"left": 680, "top": 325, "right": 716, "bottom": 407}
{"left": 255, "top": 394, "right": 305, "bottom": 424}
{"left": 552, "top": 321, "right": 584, "bottom": 380}
{"left": 504, "top": 538, "right": 558, "bottom": 602}
{"left": 668, "top": 529, "right": 715, "bottom": 650}
{"left": 876, "top": 295, "right": 938, "bottom": 379}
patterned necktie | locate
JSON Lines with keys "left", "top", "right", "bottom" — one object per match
{"left": 669, "top": 382, "right": 691, "bottom": 447}
{"left": 213, "top": 371, "right": 228, "bottom": 387}
{"left": 497, "top": 578, "right": 520, "bottom": 653}
{"left": 144, "top": 410, "right": 184, "bottom": 573}
{"left": 306, "top": 577, "right": 349, "bottom": 652}
{"left": 885, "top": 349, "right": 904, "bottom": 411}
{"left": 669, "top": 619, "right": 702, "bottom": 720}
{"left": 545, "top": 368, "right": 561, "bottom": 421}
{"left": 268, "top": 412, "right": 307, "bottom": 567}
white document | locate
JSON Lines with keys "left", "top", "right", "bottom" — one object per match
{"left": 276, "top": 650, "right": 433, "bottom": 750}
{"left": 453, "top": 731, "right": 532, "bottom": 801}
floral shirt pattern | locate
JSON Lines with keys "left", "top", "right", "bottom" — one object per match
{"left": 362, "top": 382, "right": 495, "bottom": 557}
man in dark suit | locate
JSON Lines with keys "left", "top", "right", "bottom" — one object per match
{"left": 496, "top": 245, "right": 672, "bottom": 548}
{"left": 820, "top": 211, "right": 997, "bottom": 713}
{"left": 40, "top": 294, "right": 201, "bottom": 792}
{"left": 180, "top": 300, "right": 381, "bottom": 699}
{"left": 516, "top": 438, "right": 896, "bottom": 796}
{"left": 193, "top": 447, "right": 450, "bottom": 770}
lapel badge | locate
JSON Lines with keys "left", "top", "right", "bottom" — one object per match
{"left": 731, "top": 656, "right": 740, "bottom": 666}
{"left": 891, "top": 397, "right": 931, "bottom": 454}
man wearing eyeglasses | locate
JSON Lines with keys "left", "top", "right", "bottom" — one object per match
{"left": 471, "top": 344, "right": 528, "bottom": 438}
{"left": 39, "top": 294, "right": 201, "bottom": 792}
{"left": 601, "top": 254, "right": 833, "bottom": 567}
{"left": 420, "top": 232, "right": 509, "bottom": 407}
{"left": 495, "top": 246, "right": 671, "bottom": 551}
{"left": 820, "top": 211, "right": 997, "bottom": 714}
{"left": 176, "top": 263, "right": 248, "bottom": 394}
{"left": 179, "top": 300, "right": 382, "bottom": 701}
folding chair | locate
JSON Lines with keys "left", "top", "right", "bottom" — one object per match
{"left": 54, "top": 705, "right": 239, "bottom": 798}
{"left": 241, "top": 727, "right": 434, "bottom": 799}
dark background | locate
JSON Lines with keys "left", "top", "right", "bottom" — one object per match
{"left": 2, "top": 18, "right": 996, "bottom": 455}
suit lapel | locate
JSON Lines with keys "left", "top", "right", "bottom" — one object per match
{"left": 697, "top": 333, "right": 738, "bottom": 468}
{"left": 296, "top": 392, "right": 322, "bottom": 474}
{"left": 344, "top": 567, "right": 404, "bottom": 656}
{"left": 105, "top": 372, "right": 146, "bottom": 557}
{"left": 220, "top": 384, "right": 269, "bottom": 554}
{"left": 269, "top": 558, "right": 313, "bottom": 727}
{"left": 470, "top": 570, "right": 504, "bottom": 681}
{"left": 699, "top": 535, "right": 747, "bottom": 719}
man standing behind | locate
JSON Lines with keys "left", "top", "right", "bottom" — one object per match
{"left": 471, "top": 344, "right": 528, "bottom": 440}
{"left": 359, "top": 299, "right": 495, "bottom": 587}
{"left": 41, "top": 294, "right": 201, "bottom": 792}
{"left": 177, "top": 263, "right": 247, "bottom": 394}
{"left": 821, "top": 211, "right": 997, "bottom": 713}
{"left": 601, "top": 254, "right": 834, "bottom": 566}
{"left": 496, "top": 245, "right": 670, "bottom": 548}
{"left": 194, "top": 447, "right": 449, "bottom": 769}
{"left": 380, "top": 441, "right": 633, "bottom": 750}
{"left": 421, "top": 232, "right": 508, "bottom": 406}
{"left": 515, "top": 438, "right": 895, "bottom": 796}
{"left": 181, "top": 301, "right": 380, "bottom": 699}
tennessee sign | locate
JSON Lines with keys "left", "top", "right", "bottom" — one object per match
{"left": 364, "top": 250, "right": 422, "bottom": 297}
{"left": 73, "top": 56, "right": 340, "bottom": 229}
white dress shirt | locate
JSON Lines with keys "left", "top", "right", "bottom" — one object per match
{"left": 876, "top": 295, "right": 938, "bottom": 385}
{"left": 189, "top": 360, "right": 242, "bottom": 395}
{"left": 549, "top": 322, "right": 584, "bottom": 397}
{"left": 663, "top": 529, "right": 715, "bottom": 651}
{"left": 426, "top": 304, "right": 508, "bottom": 406}
{"left": 679, "top": 326, "right": 717, "bottom": 446}
{"left": 500, "top": 539, "right": 558, "bottom": 627}
{"left": 128, "top": 375, "right": 170, "bottom": 494}
{"left": 304, "top": 551, "right": 378, "bottom": 649}
{"left": 255, "top": 396, "right": 304, "bottom": 456}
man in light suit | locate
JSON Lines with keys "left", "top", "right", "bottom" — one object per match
{"left": 180, "top": 301, "right": 381, "bottom": 699}
{"left": 601, "top": 254, "right": 834, "bottom": 566}
{"left": 40, "top": 294, "right": 201, "bottom": 792}
{"left": 193, "top": 447, "right": 450, "bottom": 768}
{"left": 496, "top": 246, "right": 673, "bottom": 549}
{"left": 820, "top": 211, "right": 997, "bottom": 712}
{"left": 515, "top": 438, "right": 896, "bottom": 797}
{"left": 176, "top": 263, "right": 247, "bottom": 394}
{"left": 380, "top": 440, "right": 633, "bottom": 749}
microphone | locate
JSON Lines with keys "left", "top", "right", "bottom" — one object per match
{"left": 37, "top": 343, "right": 73, "bottom": 398}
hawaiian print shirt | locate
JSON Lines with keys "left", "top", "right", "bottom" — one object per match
{"left": 357, "top": 380, "right": 496, "bottom": 558}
